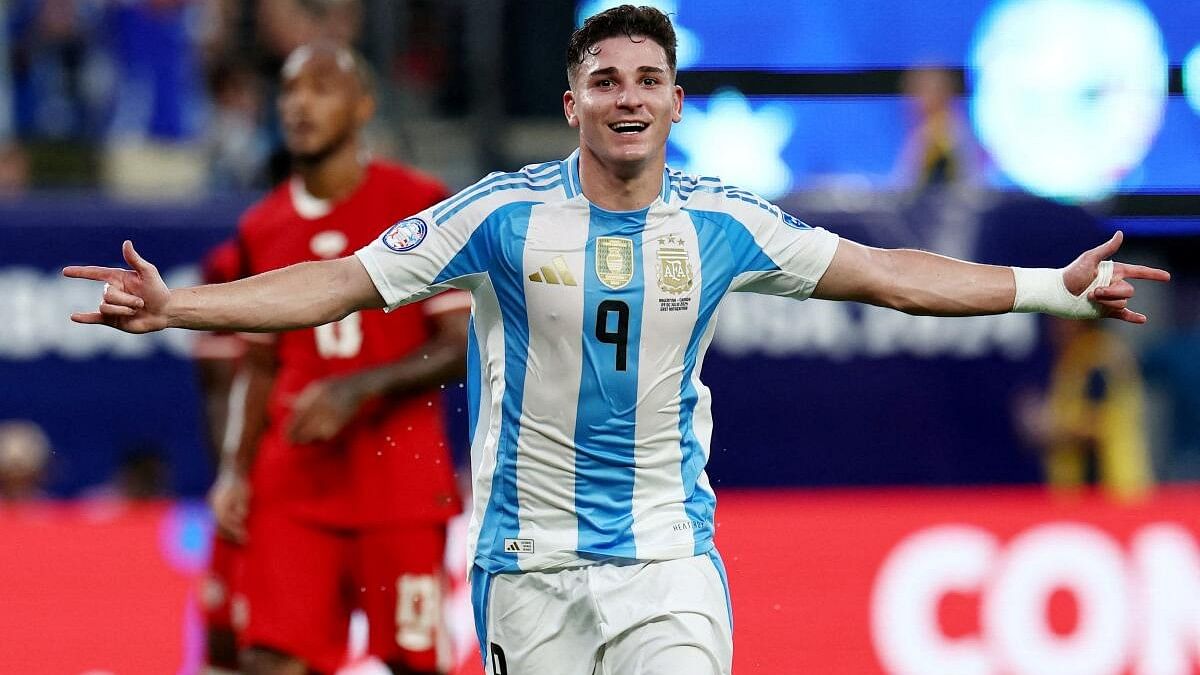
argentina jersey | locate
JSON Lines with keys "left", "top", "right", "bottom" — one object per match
{"left": 356, "top": 150, "right": 839, "bottom": 573}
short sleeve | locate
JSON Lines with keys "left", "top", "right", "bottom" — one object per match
{"left": 686, "top": 182, "right": 839, "bottom": 299}
{"left": 729, "top": 217, "right": 838, "bottom": 299}
{"left": 354, "top": 185, "right": 494, "bottom": 311}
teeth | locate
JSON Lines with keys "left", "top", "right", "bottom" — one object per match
{"left": 610, "top": 122, "right": 647, "bottom": 133}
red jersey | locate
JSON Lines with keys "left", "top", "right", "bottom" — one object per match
{"left": 238, "top": 161, "right": 465, "bottom": 528}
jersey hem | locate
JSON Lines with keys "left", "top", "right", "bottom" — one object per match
{"left": 473, "top": 539, "right": 715, "bottom": 574}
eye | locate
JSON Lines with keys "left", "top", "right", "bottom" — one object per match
{"left": 595, "top": 79, "right": 614, "bottom": 88}
{"left": 641, "top": 77, "right": 659, "bottom": 86}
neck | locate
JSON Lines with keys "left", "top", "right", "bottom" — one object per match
{"left": 293, "top": 140, "right": 366, "bottom": 201}
{"left": 577, "top": 145, "right": 663, "bottom": 211}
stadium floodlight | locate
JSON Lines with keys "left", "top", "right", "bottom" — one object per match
{"left": 969, "top": 0, "right": 1168, "bottom": 202}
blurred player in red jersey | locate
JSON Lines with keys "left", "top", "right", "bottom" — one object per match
{"left": 194, "top": 238, "right": 250, "bottom": 674}
{"left": 206, "top": 42, "right": 469, "bottom": 675}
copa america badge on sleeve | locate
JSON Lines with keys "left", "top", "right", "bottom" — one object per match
{"left": 381, "top": 217, "right": 428, "bottom": 252}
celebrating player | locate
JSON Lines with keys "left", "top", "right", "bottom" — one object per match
{"left": 66, "top": 7, "right": 1169, "bottom": 675}
{"left": 198, "top": 43, "right": 469, "bottom": 675}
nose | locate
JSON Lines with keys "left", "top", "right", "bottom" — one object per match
{"left": 616, "top": 85, "right": 643, "bottom": 110}
{"left": 281, "top": 87, "right": 312, "bottom": 116}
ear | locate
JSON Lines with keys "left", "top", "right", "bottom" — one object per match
{"left": 671, "top": 85, "right": 683, "bottom": 123}
{"left": 564, "top": 89, "right": 580, "bottom": 128}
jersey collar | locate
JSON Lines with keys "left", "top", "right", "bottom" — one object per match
{"left": 561, "top": 149, "right": 676, "bottom": 206}
{"left": 289, "top": 177, "right": 333, "bottom": 220}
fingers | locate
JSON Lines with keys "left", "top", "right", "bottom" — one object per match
{"left": 286, "top": 407, "right": 343, "bottom": 444}
{"left": 1115, "top": 262, "right": 1171, "bottom": 283}
{"left": 62, "top": 265, "right": 125, "bottom": 282}
{"left": 286, "top": 384, "right": 339, "bottom": 443}
{"left": 68, "top": 280, "right": 145, "bottom": 322}
{"left": 1106, "top": 307, "right": 1148, "bottom": 324}
{"left": 64, "top": 242, "right": 161, "bottom": 282}
{"left": 1087, "top": 230, "right": 1124, "bottom": 263}
{"left": 285, "top": 415, "right": 308, "bottom": 444}
{"left": 285, "top": 406, "right": 320, "bottom": 444}
{"left": 287, "top": 414, "right": 335, "bottom": 444}
{"left": 1091, "top": 280, "right": 1134, "bottom": 302}
{"left": 216, "top": 511, "right": 247, "bottom": 543}
{"left": 209, "top": 475, "right": 250, "bottom": 542}
{"left": 122, "top": 240, "right": 157, "bottom": 274}
{"left": 70, "top": 311, "right": 106, "bottom": 324}
{"left": 1087, "top": 258, "right": 1172, "bottom": 324}
{"left": 99, "top": 302, "right": 138, "bottom": 317}
{"left": 104, "top": 283, "right": 145, "bottom": 310}
{"left": 211, "top": 494, "right": 248, "bottom": 543}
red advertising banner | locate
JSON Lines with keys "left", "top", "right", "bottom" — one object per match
{"left": 717, "top": 486, "right": 1200, "bottom": 675}
{"left": 5, "top": 489, "right": 1200, "bottom": 674}
{"left": 0, "top": 501, "right": 207, "bottom": 674}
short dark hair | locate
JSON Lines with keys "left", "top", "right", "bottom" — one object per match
{"left": 566, "top": 5, "right": 678, "bottom": 85}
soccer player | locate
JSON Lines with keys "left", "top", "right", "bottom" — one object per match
{"left": 65, "top": 7, "right": 1170, "bottom": 675}
{"left": 199, "top": 43, "right": 470, "bottom": 675}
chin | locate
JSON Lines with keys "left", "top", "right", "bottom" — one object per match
{"left": 288, "top": 143, "right": 333, "bottom": 164}
{"left": 607, "top": 144, "right": 654, "bottom": 165}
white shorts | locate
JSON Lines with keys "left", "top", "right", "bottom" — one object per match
{"left": 471, "top": 552, "right": 733, "bottom": 675}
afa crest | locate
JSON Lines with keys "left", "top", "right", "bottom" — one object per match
{"left": 595, "top": 237, "right": 634, "bottom": 289}
{"left": 655, "top": 234, "right": 693, "bottom": 294}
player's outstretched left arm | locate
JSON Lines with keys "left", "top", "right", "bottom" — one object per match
{"left": 64, "top": 240, "right": 385, "bottom": 333}
{"left": 812, "top": 231, "right": 1170, "bottom": 323}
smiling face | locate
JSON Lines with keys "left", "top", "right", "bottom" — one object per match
{"left": 564, "top": 35, "right": 683, "bottom": 178}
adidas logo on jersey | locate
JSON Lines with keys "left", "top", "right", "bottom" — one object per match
{"left": 528, "top": 257, "right": 577, "bottom": 286}
{"left": 503, "top": 538, "right": 535, "bottom": 553}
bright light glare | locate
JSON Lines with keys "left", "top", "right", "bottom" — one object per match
{"left": 670, "top": 89, "right": 795, "bottom": 199}
{"left": 969, "top": 0, "right": 1167, "bottom": 201}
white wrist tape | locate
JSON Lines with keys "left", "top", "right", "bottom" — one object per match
{"left": 1011, "top": 261, "right": 1113, "bottom": 319}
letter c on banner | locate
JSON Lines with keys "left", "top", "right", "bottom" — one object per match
{"left": 871, "top": 525, "right": 999, "bottom": 675}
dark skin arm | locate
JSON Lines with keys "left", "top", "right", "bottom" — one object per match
{"left": 207, "top": 340, "right": 277, "bottom": 542}
{"left": 207, "top": 306, "right": 469, "bottom": 541}
{"left": 285, "top": 307, "right": 471, "bottom": 444}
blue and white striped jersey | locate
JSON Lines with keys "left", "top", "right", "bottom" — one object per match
{"left": 356, "top": 150, "right": 839, "bottom": 573}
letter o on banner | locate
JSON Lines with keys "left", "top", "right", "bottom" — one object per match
{"left": 983, "top": 522, "right": 1132, "bottom": 675}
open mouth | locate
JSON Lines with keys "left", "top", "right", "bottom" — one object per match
{"left": 608, "top": 121, "right": 649, "bottom": 134}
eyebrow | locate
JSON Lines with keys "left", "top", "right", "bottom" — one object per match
{"left": 586, "top": 65, "right": 667, "bottom": 79}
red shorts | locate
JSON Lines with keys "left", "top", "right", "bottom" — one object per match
{"left": 202, "top": 533, "right": 244, "bottom": 633}
{"left": 238, "top": 508, "right": 450, "bottom": 674}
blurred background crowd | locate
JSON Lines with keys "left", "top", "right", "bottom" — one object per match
{"left": 0, "top": 0, "right": 475, "bottom": 196}
{"left": 0, "top": 0, "right": 1196, "bottom": 504}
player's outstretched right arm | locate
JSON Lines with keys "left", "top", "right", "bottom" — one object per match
{"left": 64, "top": 240, "right": 385, "bottom": 334}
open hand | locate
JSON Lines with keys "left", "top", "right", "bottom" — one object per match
{"left": 1061, "top": 231, "right": 1171, "bottom": 324}
{"left": 63, "top": 241, "right": 171, "bottom": 333}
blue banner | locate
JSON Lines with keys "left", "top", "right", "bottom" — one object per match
{"left": 0, "top": 190, "right": 1105, "bottom": 495}
{"left": 0, "top": 195, "right": 250, "bottom": 496}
